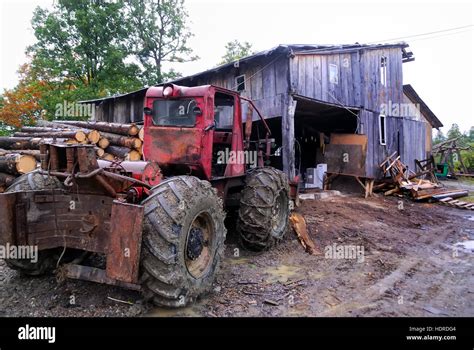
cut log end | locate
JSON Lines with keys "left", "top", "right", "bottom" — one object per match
{"left": 75, "top": 131, "right": 87, "bottom": 142}
{"left": 95, "top": 148, "right": 105, "bottom": 157}
{"left": 129, "top": 124, "right": 140, "bottom": 136}
{"left": 16, "top": 155, "right": 37, "bottom": 174}
{"left": 138, "top": 128, "right": 144, "bottom": 141}
{"left": 87, "top": 130, "right": 101, "bottom": 144}
{"left": 132, "top": 138, "right": 143, "bottom": 150}
{"left": 101, "top": 153, "right": 115, "bottom": 161}
{"left": 126, "top": 150, "right": 141, "bottom": 161}
{"left": 98, "top": 137, "right": 110, "bottom": 149}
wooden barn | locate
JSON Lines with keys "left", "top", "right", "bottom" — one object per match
{"left": 82, "top": 43, "right": 443, "bottom": 187}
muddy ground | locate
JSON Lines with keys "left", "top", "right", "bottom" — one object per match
{"left": 0, "top": 190, "right": 472, "bottom": 317}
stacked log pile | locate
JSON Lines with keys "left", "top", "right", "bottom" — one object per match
{"left": 0, "top": 120, "right": 144, "bottom": 191}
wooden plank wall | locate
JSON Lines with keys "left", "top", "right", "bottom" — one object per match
{"left": 95, "top": 94, "right": 145, "bottom": 123}
{"left": 290, "top": 47, "right": 404, "bottom": 111}
{"left": 360, "top": 110, "right": 426, "bottom": 178}
{"left": 401, "top": 118, "right": 427, "bottom": 173}
{"left": 178, "top": 55, "right": 289, "bottom": 121}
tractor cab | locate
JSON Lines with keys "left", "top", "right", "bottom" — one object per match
{"left": 142, "top": 84, "right": 270, "bottom": 182}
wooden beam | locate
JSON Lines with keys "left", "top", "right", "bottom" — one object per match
{"left": 282, "top": 95, "right": 296, "bottom": 179}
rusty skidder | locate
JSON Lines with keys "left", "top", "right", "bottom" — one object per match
{"left": 0, "top": 84, "right": 295, "bottom": 307}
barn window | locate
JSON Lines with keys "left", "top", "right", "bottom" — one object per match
{"left": 235, "top": 75, "right": 246, "bottom": 92}
{"left": 380, "top": 56, "right": 387, "bottom": 86}
{"left": 329, "top": 64, "right": 338, "bottom": 84}
{"left": 379, "top": 114, "right": 387, "bottom": 145}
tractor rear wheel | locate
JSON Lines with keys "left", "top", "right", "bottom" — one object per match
{"left": 4, "top": 170, "right": 86, "bottom": 275}
{"left": 140, "top": 176, "right": 226, "bottom": 307}
{"left": 237, "top": 167, "right": 290, "bottom": 251}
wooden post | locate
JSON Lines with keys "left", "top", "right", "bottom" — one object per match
{"left": 282, "top": 95, "right": 296, "bottom": 179}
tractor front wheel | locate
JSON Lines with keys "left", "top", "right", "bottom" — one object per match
{"left": 237, "top": 167, "right": 290, "bottom": 251}
{"left": 140, "top": 176, "right": 226, "bottom": 307}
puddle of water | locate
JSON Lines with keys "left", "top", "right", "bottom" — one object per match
{"left": 467, "top": 216, "right": 474, "bottom": 221}
{"left": 228, "top": 257, "right": 250, "bottom": 265}
{"left": 454, "top": 240, "right": 474, "bottom": 251}
{"left": 146, "top": 305, "right": 203, "bottom": 317}
{"left": 264, "top": 265, "right": 302, "bottom": 283}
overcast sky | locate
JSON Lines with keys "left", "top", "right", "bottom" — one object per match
{"left": 1, "top": 0, "right": 473, "bottom": 133}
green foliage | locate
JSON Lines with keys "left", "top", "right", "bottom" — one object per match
{"left": 1, "top": 0, "right": 196, "bottom": 123}
{"left": 30, "top": 1, "right": 143, "bottom": 91}
{"left": 446, "top": 123, "right": 464, "bottom": 141}
{"left": 219, "top": 40, "right": 254, "bottom": 65}
{"left": 433, "top": 124, "right": 474, "bottom": 173}
{"left": 124, "top": 0, "right": 197, "bottom": 85}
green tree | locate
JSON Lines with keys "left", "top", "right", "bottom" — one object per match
{"left": 124, "top": 0, "right": 198, "bottom": 85}
{"left": 27, "top": 0, "right": 143, "bottom": 118}
{"left": 219, "top": 40, "right": 253, "bottom": 65}
{"left": 446, "top": 123, "right": 463, "bottom": 140}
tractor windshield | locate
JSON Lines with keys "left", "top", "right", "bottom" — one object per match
{"left": 152, "top": 99, "right": 197, "bottom": 127}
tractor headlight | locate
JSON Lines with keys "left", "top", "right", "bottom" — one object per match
{"left": 163, "top": 86, "right": 173, "bottom": 97}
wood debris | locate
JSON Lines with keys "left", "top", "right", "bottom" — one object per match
{"left": 376, "top": 152, "right": 471, "bottom": 209}
{"left": 289, "top": 212, "right": 319, "bottom": 255}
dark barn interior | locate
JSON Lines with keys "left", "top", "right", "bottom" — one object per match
{"left": 292, "top": 97, "right": 359, "bottom": 178}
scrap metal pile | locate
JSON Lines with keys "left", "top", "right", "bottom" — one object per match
{"left": 0, "top": 120, "right": 144, "bottom": 192}
{"left": 376, "top": 152, "right": 473, "bottom": 210}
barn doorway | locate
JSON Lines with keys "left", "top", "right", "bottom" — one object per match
{"left": 292, "top": 96, "right": 360, "bottom": 183}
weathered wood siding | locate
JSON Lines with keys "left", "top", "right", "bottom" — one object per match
{"left": 176, "top": 55, "right": 289, "bottom": 120}
{"left": 360, "top": 110, "right": 426, "bottom": 178}
{"left": 289, "top": 47, "right": 404, "bottom": 112}
{"left": 94, "top": 93, "right": 145, "bottom": 123}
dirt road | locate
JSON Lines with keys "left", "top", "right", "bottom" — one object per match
{"left": 0, "top": 193, "right": 472, "bottom": 317}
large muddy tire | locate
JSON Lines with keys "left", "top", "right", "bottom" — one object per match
{"left": 140, "top": 176, "right": 226, "bottom": 307}
{"left": 6, "top": 169, "right": 63, "bottom": 192}
{"left": 4, "top": 171, "right": 85, "bottom": 275}
{"left": 237, "top": 167, "right": 290, "bottom": 251}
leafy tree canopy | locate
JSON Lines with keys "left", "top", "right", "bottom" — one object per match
{"left": 219, "top": 40, "right": 254, "bottom": 65}
{"left": 0, "top": 0, "right": 197, "bottom": 125}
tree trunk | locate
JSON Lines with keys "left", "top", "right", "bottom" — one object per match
{"left": 21, "top": 126, "right": 69, "bottom": 133}
{"left": 0, "top": 149, "right": 41, "bottom": 161}
{"left": 53, "top": 120, "right": 140, "bottom": 136}
{"left": 104, "top": 146, "right": 142, "bottom": 161}
{"left": 100, "top": 132, "right": 142, "bottom": 150}
{"left": 0, "top": 172, "right": 16, "bottom": 189}
{"left": 105, "top": 145, "right": 132, "bottom": 159}
{"left": 0, "top": 154, "right": 37, "bottom": 175}
{"left": 0, "top": 137, "right": 68, "bottom": 150}
{"left": 13, "top": 131, "right": 87, "bottom": 142}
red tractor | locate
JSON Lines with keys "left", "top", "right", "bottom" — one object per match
{"left": 0, "top": 84, "right": 293, "bottom": 307}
